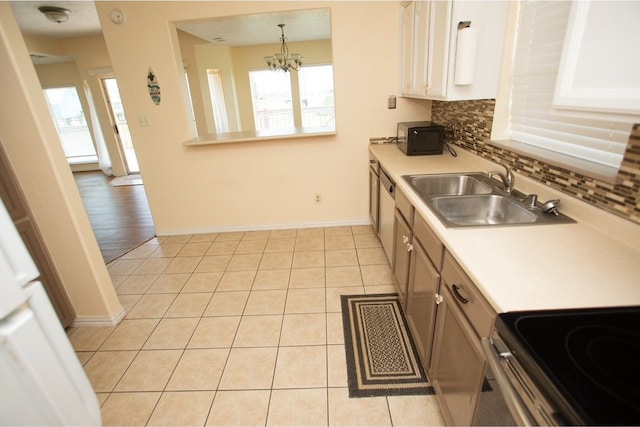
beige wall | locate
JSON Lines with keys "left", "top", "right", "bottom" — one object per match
{"left": 178, "top": 29, "right": 210, "bottom": 137}
{"left": 193, "top": 43, "right": 239, "bottom": 133}
{"left": 96, "top": 1, "right": 431, "bottom": 235}
{"left": 0, "top": 2, "right": 123, "bottom": 325}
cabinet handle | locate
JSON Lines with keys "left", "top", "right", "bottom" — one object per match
{"left": 406, "top": 243, "right": 413, "bottom": 252}
{"left": 434, "top": 293, "right": 443, "bottom": 305}
{"left": 402, "top": 235, "right": 409, "bottom": 244}
{"left": 452, "top": 284, "right": 469, "bottom": 304}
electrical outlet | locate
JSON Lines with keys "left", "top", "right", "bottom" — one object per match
{"left": 315, "top": 194, "right": 322, "bottom": 204}
{"left": 138, "top": 114, "right": 150, "bottom": 127}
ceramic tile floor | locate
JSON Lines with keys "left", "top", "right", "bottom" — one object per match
{"left": 68, "top": 225, "right": 445, "bottom": 426}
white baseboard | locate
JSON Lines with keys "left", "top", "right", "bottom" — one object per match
{"left": 72, "top": 305, "right": 126, "bottom": 327}
{"left": 156, "top": 219, "right": 373, "bottom": 237}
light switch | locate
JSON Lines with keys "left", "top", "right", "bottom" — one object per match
{"left": 388, "top": 95, "right": 396, "bottom": 109}
{"left": 138, "top": 114, "right": 150, "bottom": 127}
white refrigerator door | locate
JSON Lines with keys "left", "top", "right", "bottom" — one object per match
{"left": 0, "top": 198, "right": 36, "bottom": 318}
{"left": 0, "top": 280, "right": 102, "bottom": 426}
{"left": 0, "top": 200, "right": 101, "bottom": 425}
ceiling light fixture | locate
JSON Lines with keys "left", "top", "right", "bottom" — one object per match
{"left": 264, "top": 24, "right": 304, "bottom": 72}
{"left": 38, "top": 6, "right": 71, "bottom": 24}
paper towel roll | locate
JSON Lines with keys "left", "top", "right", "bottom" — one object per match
{"left": 454, "top": 25, "right": 478, "bottom": 86}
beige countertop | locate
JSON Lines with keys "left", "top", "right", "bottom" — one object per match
{"left": 183, "top": 127, "right": 336, "bottom": 146}
{"left": 370, "top": 143, "right": 640, "bottom": 313}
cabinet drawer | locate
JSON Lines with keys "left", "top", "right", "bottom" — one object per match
{"left": 441, "top": 251, "right": 495, "bottom": 338}
{"left": 413, "top": 213, "right": 443, "bottom": 270}
{"left": 395, "top": 187, "right": 414, "bottom": 227}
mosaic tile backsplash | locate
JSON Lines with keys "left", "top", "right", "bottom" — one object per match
{"left": 428, "top": 99, "right": 640, "bottom": 225}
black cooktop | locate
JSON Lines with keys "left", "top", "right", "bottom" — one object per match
{"left": 497, "top": 306, "right": 640, "bottom": 425}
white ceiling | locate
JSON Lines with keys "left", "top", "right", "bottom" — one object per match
{"left": 175, "top": 9, "right": 331, "bottom": 46}
{"left": 9, "top": 2, "right": 330, "bottom": 44}
{"left": 10, "top": 1, "right": 102, "bottom": 39}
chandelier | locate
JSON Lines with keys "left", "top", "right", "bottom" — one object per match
{"left": 264, "top": 24, "right": 304, "bottom": 72}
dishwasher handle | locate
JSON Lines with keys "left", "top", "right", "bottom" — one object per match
{"left": 481, "top": 337, "right": 536, "bottom": 427}
{"left": 379, "top": 168, "right": 395, "bottom": 198}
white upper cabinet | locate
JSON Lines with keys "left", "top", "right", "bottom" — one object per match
{"left": 399, "top": 1, "right": 508, "bottom": 101}
{"left": 553, "top": 1, "right": 640, "bottom": 120}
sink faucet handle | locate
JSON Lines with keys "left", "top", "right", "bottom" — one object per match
{"left": 490, "top": 161, "right": 515, "bottom": 193}
{"left": 522, "top": 193, "right": 538, "bottom": 208}
{"left": 498, "top": 161, "right": 514, "bottom": 184}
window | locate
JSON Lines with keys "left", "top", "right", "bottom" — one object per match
{"left": 249, "top": 70, "right": 294, "bottom": 131}
{"left": 299, "top": 65, "right": 335, "bottom": 128}
{"left": 206, "top": 69, "right": 229, "bottom": 133}
{"left": 505, "top": 1, "right": 633, "bottom": 171}
{"left": 43, "top": 86, "right": 97, "bottom": 165}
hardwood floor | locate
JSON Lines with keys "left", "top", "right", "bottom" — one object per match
{"left": 73, "top": 171, "right": 155, "bottom": 263}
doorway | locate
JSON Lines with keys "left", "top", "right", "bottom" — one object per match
{"left": 101, "top": 77, "right": 139, "bottom": 174}
{"left": 42, "top": 86, "right": 99, "bottom": 166}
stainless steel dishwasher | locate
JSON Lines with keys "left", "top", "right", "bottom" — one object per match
{"left": 378, "top": 167, "right": 395, "bottom": 265}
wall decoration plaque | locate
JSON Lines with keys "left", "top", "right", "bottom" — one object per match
{"left": 147, "top": 68, "right": 160, "bottom": 105}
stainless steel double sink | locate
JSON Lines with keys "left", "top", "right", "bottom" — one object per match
{"left": 403, "top": 173, "right": 575, "bottom": 228}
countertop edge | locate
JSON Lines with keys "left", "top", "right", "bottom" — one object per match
{"left": 370, "top": 143, "right": 640, "bottom": 313}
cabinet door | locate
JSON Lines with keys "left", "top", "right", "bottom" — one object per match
{"left": 425, "top": 0, "right": 452, "bottom": 99}
{"left": 430, "top": 284, "right": 485, "bottom": 426}
{"left": 411, "top": 0, "right": 432, "bottom": 97}
{"left": 400, "top": 1, "right": 416, "bottom": 96}
{"left": 369, "top": 166, "right": 379, "bottom": 233}
{"left": 392, "top": 209, "right": 412, "bottom": 306}
{"left": 406, "top": 239, "right": 440, "bottom": 371}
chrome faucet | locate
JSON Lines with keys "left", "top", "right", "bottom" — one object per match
{"left": 488, "top": 161, "right": 515, "bottom": 194}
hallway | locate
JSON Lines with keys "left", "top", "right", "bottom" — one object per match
{"left": 74, "top": 171, "right": 155, "bottom": 263}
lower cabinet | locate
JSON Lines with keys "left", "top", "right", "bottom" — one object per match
{"left": 392, "top": 208, "right": 412, "bottom": 305}
{"left": 405, "top": 213, "right": 443, "bottom": 371}
{"left": 392, "top": 188, "right": 414, "bottom": 306}
{"left": 430, "top": 251, "right": 496, "bottom": 426}
{"left": 405, "top": 238, "right": 440, "bottom": 371}
{"left": 378, "top": 173, "right": 498, "bottom": 426}
{"left": 430, "top": 283, "right": 486, "bottom": 425}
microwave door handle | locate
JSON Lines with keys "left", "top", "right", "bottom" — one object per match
{"left": 481, "top": 337, "right": 536, "bottom": 427}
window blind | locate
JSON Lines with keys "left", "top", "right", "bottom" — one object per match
{"left": 510, "top": 1, "right": 632, "bottom": 169}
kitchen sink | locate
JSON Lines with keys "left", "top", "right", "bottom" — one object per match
{"left": 429, "top": 195, "right": 537, "bottom": 226}
{"left": 402, "top": 172, "right": 576, "bottom": 228}
{"left": 404, "top": 173, "right": 493, "bottom": 198}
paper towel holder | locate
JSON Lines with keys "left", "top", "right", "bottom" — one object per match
{"left": 454, "top": 21, "right": 477, "bottom": 86}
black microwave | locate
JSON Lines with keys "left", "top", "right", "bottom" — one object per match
{"left": 397, "top": 121, "right": 445, "bottom": 156}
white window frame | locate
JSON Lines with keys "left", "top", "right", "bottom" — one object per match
{"left": 491, "top": 1, "right": 634, "bottom": 183}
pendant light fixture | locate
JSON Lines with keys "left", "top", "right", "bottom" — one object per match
{"left": 38, "top": 6, "right": 71, "bottom": 24}
{"left": 264, "top": 24, "right": 304, "bottom": 72}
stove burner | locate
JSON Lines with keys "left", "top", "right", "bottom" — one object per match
{"left": 500, "top": 306, "right": 640, "bottom": 425}
{"left": 566, "top": 325, "right": 640, "bottom": 411}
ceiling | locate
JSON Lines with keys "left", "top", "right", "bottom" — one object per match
{"left": 175, "top": 9, "right": 331, "bottom": 47}
{"left": 9, "top": 2, "right": 330, "bottom": 63}
{"left": 10, "top": 1, "right": 102, "bottom": 39}
{"left": 10, "top": 2, "right": 330, "bottom": 44}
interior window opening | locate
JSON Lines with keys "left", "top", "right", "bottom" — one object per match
{"left": 43, "top": 86, "right": 98, "bottom": 165}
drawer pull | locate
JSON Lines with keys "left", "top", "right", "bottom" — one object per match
{"left": 452, "top": 284, "right": 469, "bottom": 304}
{"left": 406, "top": 243, "right": 413, "bottom": 252}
